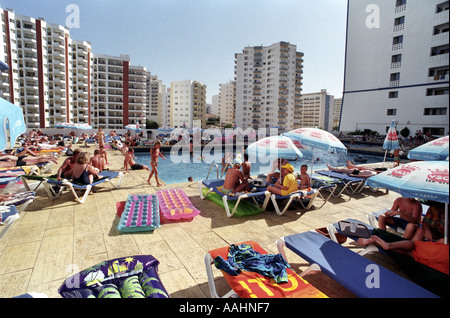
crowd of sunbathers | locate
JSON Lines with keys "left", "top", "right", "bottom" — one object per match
{"left": 219, "top": 155, "right": 390, "bottom": 197}
{"left": 220, "top": 155, "right": 313, "bottom": 197}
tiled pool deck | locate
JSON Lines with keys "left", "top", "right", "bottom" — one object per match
{"left": 0, "top": 146, "right": 406, "bottom": 298}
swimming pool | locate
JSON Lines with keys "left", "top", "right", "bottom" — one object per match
{"left": 134, "top": 148, "right": 386, "bottom": 185}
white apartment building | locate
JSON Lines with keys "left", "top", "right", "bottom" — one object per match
{"left": 170, "top": 80, "right": 206, "bottom": 129}
{"left": 210, "top": 94, "right": 220, "bottom": 117}
{"left": 340, "top": 0, "right": 449, "bottom": 136}
{"left": 218, "top": 81, "right": 235, "bottom": 126}
{"left": 158, "top": 85, "right": 171, "bottom": 127}
{"left": 1, "top": 8, "right": 95, "bottom": 128}
{"left": 234, "top": 41, "right": 303, "bottom": 131}
{"left": 299, "top": 89, "right": 335, "bottom": 132}
{"left": 92, "top": 54, "right": 146, "bottom": 129}
{"left": 333, "top": 98, "right": 343, "bottom": 129}
{"left": 146, "top": 73, "right": 162, "bottom": 124}
{"left": 1, "top": 7, "right": 148, "bottom": 130}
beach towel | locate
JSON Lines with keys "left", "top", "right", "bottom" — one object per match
{"left": 214, "top": 243, "right": 290, "bottom": 283}
{"left": 208, "top": 241, "right": 327, "bottom": 298}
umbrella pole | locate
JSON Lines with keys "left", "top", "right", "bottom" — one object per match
{"left": 445, "top": 203, "right": 448, "bottom": 245}
{"left": 383, "top": 149, "right": 387, "bottom": 166}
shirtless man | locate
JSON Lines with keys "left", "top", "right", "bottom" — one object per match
{"left": 222, "top": 158, "right": 248, "bottom": 194}
{"left": 89, "top": 149, "right": 105, "bottom": 173}
{"left": 124, "top": 148, "right": 150, "bottom": 173}
{"left": 56, "top": 148, "right": 81, "bottom": 181}
{"left": 148, "top": 141, "right": 165, "bottom": 186}
{"left": 327, "top": 164, "right": 377, "bottom": 178}
{"left": 378, "top": 197, "right": 422, "bottom": 239}
{"left": 241, "top": 154, "right": 251, "bottom": 180}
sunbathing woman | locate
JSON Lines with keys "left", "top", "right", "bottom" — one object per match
{"left": 69, "top": 152, "right": 99, "bottom": 185}
{"left": 346, "top": 160, "right": 386, "bottom": 173}
{"left": 327, "top": 164, "right": 377, "bottom": 178}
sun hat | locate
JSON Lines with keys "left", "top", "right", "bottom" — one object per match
{"left": 233, "top": 158, "right": 243, "bottom": 165}
{"left": 281, "top": 163, "right": 294, "bottom": 173}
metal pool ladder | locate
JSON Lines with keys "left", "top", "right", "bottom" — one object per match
{"left": 206, "top": 162, "right": 219, "bottom": 180}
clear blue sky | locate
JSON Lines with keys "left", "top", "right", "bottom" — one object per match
{"left": 1, "top": 0, "right": 348, "bottom": 102}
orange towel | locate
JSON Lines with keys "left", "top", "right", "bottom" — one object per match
{"left": 412, "top": 241, "right": 449, "bottom": 275}
{"left": 209, "top": 241, "right": 327, "bottom": 298}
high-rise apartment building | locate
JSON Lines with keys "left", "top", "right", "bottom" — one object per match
{"left": 218, "top": 81, "right": 235, "bottom": 126}
{"left": 299, "top": 89, "right": 335, "bottom": 131}
{"left": 333, "top": 98, "right": 343, "bottom": 130}
{"left": 159, "top": 87, "right": 171, "bottom": 127}
{"left": 92, "top": 54, "right": 146, "bottom": 129}
{"left": 1, "top": 8, "right": 95, "bottom": 128}
{"left": 170, "top": 80, "right": 207, "bottom": 129}
{"left": 1, "top": 7, "right": 148, "bottom": 130}
{"left": 234, "top": 41, "right": 303, "bottom": 131}
{"left": 340, "top": 0, "right": 449, "bottom": 136}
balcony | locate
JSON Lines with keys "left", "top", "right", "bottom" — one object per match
{"left": 394, "top": 4, "right": 406, "bottom": 13}
{"left": 393, "top": 23, "right": 404, "bottom": 32}
{"left": 392, "top": 43, "right": 403, "bottom": 51}
{"left": 429, "top": 53, "right": 449, "bottom": 64}
{"left": 389, "top": 80, "right": 400, "bottom": 87}
{"left": 432, "top": 32, "right": 449, "bottom": 44}
{"left": 428, "top": 74, "right": 449, "bottom": 83}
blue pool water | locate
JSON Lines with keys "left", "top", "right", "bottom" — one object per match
{"left": 134, "top": 148, "right": 386, "bottom": 185}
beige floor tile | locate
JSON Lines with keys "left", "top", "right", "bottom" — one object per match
{"left": 160, "top": 268, "right": 207, "bottom": 298}
{"left": 0, "top": 241, "right": 41, "bottom": 275}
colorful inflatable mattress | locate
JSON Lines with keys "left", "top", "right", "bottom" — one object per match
{"left": 117, "top": 194, "right": 160, "bottom": 233}
{"left": 156, "top": 188, "right": 201, "bottom": 221}
{"left": 58, "top": 255, "right": 169, "bottom": 298}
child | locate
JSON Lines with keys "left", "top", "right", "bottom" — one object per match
{"left": 148, "top": 140, "right": 165, "bottom": 186}
{"left": 298, "top": 164, "right": 311, "bottom": 191}
{"left": 124, "top": 148, "right": 150, "bottom": 173}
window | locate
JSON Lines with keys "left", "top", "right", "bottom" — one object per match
{"left": 426, "top": 88, "right": 449, "bottom": 96}
{"left": 394, "top": 16, "right": 405, "bottom": 26}
{"left": 390, "top": 73, "right": 400, "bottom": 81}
{"left": 389, "top": 91, "right": 399, "bottom": 98}
{"left": 423, "top": 127, "right": 445, "bottom": 136}
{"left": 391, "top": 54, "right": 402, "bottom": 63}
{"left": 393, "top": 35, "right": 403, "bottom": 44}
{"left": 387, "top": 108, "right": 397, "bottom": 115}
{"left": 423, "top": 107, "right": 447, "bottom": 115}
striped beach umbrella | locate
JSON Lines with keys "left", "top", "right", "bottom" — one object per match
{"left": 246, "top": 135, "right": 303, "bottom": 160}
{"left": 383, "top": 120, "right": 399, "bottom": 163}
{"left": 408, "top": 135, "right": 449, "bottom": 161}
{"left": 367, "top": 160, "right": 449, "bottom": 243}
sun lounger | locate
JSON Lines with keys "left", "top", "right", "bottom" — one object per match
{"left": 276, "top": 230, "right": 439, "bottom": 298}
{"left": 43, "top": 171, "right": 124, "bottom": 204}
{"left": 204, "top": 240, "right": 327, "bottom": 298}
{"left": 0, "top": 205, "right": 19, "bottom": 240}
{"left": 268, "top": 188, "right": 319, "bottom": 215}
{"left": 315, "top": 170, "right": 366, "bottom": 196}
{"left": 199, "top": 179, "right": 270, "bottom": 217}
{"left": 0, "top": 191, "right": 35, "bottom": 213}
{"left": 327, "top": 218, "right": 448, "bottom": 297}
{"left": 367, "top": 204, "right": 429, "bottom": 235}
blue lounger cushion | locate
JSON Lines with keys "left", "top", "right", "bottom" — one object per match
{"left": 315, "top": 170, "right": 364, "bottom": 182}
{"left": 283, "top": 231, "right": 438, "bottom": 298}
{"left": 202, "top": 179, "right": 267, "bottom": 200}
